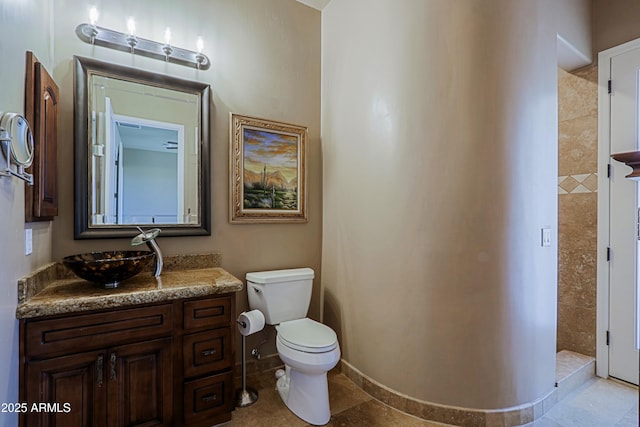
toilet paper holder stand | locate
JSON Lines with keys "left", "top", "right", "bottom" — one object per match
{"left": 235, "top": 317, "right": 259, "bottom": 407}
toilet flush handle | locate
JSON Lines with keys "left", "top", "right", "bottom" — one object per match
{"left": 252, "top": 286, "right": 261, "bottom": 293}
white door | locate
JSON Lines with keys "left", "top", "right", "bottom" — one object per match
{"left": 105, "top": 98, "right": 118, "bottom": 223}
{"left": 608, "top": 43, "right": 640, "bottom": 386}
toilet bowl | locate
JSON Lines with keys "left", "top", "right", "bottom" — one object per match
{"left": 246, "top": 268, "right": 340, "bottom": 426}
{"left": 275, "top": 318, "right": 340, "bottom": 425}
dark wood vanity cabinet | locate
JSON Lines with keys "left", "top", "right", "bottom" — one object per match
{"left": 20, "top": 294, "right": 236, "bottom": 427}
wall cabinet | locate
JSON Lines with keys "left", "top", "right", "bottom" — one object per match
{"left": 20, "top": 294, "right": 236, "bottom": 427}
{"left": 24, "top": 51, "right": 59, "bottom": 221}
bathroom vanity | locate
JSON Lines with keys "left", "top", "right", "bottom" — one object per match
{"left": 16, "top": 254, "right": 242, "bottom": 427}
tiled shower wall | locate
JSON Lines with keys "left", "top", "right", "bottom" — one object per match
{"left": 557, "top": 65, "right": 598, "bottom": 356}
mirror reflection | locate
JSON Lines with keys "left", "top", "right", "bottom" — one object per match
{"left": 74, "top": 56, "right": 211, "bottom": 238}
{"left": 89, "top": 75, "right": 199, "bottom": 225}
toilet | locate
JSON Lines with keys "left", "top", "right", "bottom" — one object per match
{"left": 246, "top": 268, "right": 340, "bottom": 426}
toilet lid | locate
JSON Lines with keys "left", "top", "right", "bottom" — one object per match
{"left": 277, "top": 318, "right": 338, "bottom": 353}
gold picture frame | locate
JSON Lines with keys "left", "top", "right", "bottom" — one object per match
{"left": 230, "top": 113, "right": 307, "bottom": 223}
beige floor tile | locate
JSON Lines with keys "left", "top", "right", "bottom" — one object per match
{"left": 543, "top": 378, "right": 638, "bottom": 427}
{"left": 531, "top": 418, "right": 565, "bottom": 427}
{"left": 328, "top": 372, "right": 373, "bottom": 414}
{"left": 615, "top": 404, "right": 639, "bottom": 427}
{"left": 325, "top": 399, "right": 446, "bottom": 427}
{"left": 229, "top": 386, "right": 308, "bottom": 427}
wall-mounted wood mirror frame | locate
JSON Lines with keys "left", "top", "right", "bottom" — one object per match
{"left": 73, "top": 56, "right": 211, "bottom": 239}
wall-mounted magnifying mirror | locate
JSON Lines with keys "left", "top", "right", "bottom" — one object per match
{"left": 0, "top": 113, "right": 34, "bottom": 167}
{"left": 74, "top": 56, "right": 211, "bottom": 239}
{"left": 0, "top": 112, "right": 34, "bottom": 185}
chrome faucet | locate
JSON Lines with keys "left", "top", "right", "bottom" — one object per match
{"left": 131, "top": 227, "right": 163, "bottom": 277}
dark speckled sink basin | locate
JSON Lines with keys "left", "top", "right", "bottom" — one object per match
{"left": 62, "top": 251, "right": 155, "bottom": 288}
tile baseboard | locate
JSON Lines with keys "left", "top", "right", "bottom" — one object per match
{"left": 340, "top": 359, "right": 558, "bottom": 427}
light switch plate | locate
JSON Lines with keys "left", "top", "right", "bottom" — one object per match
{"left": 25, "top": 228, "right": 32, "bottom": 255}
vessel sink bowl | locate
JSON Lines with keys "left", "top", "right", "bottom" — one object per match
{"left": 62, "top": 251, "right": 155, "bottom": 288}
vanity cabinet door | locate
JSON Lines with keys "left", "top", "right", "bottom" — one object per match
{"left": 33, "top": 62, "right": 59, "bottom": 218}
{"left": 107, "top": 338, "right": 173, "bottom": 427}
{"left": 24, "top": 349, "right": 107, "bottom": 427}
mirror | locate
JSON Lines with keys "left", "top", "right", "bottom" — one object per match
{"left": 0, "top": 113, "right": 34, "bottom": 167}
{"left": 74, "top": 56, "right": 210, "bottom": 238}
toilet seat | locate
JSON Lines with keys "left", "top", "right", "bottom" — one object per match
{"left": 277, "top": 318, "right": 337, "bottom": 353}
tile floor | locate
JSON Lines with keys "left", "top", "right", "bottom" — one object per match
{"left": 529, "top": 378, "right": 638, "bottom": 427}
{"left": 229, "top": 370, "right": 638, "bottom": 427}
{"left": 230, "top": 370, "right": 448, "bottom": 426}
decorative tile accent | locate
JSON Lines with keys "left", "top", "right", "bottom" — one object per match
{"left": 558, "top": 173, "right": 597, "bottom": 194}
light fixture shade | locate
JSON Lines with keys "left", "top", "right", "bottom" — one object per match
{"left": 127, "top": 17, "right": 136, "bottom": 36}
{"left": 197, "top": 36, "right": 204, "bottom": 53}
{"left": 89, "top": 7, "right": 99, "bottom": 26}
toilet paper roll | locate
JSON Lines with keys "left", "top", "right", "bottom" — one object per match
{"left": 237, "top": 310, "right": 265, "bottom": 336}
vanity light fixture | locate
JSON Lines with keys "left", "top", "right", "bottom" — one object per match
{"left": 76, "top": 10, "right": 211, "bottom": 70}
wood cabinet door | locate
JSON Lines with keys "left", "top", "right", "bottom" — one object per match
{"left": 33, "top": 62, "right": 59, "bottom": 218}
{"left": 24, "top": 350, "right": 107, "bottom": 427}
{"left": 24, "top": 51, "right": 59, "bottom": 221}
{"left": 107, "top": 338, "right": 173, "bottom": 427}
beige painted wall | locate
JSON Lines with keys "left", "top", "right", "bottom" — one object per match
{"left": 592, "top": 0, "right": 640, "bottom": 56}
{"left": 51, "top": 0, "right": 321, "bottom": 358}
{"left": 322, "top": 0, "right": 558, "bottom": 409}
{"left": 0, "top": 1, "right": 55, "bottom": 424}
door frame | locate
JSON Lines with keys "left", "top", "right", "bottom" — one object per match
{"left": 596, "top": 37, "right": 640, "bottom": 379}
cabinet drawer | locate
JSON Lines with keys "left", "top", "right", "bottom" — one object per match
{"left": 183, "top": 297, "right": 231, "bottom": 330}
{"left": 25, "top": 305, "right": 172, "bottom": 359}
{"left": 183, "top": 329, "right": 232, "bottom": 378}
{"left": 183, "top": 372, "right": 233, "bottom": 425}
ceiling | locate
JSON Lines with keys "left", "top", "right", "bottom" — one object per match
{"left": 116, "top": 122, "right": 179, "bottom": 153}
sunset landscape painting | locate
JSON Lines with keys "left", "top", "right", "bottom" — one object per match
{"left": 230, "top": 113, "right": 307, "bottom": 223}
{"left": 242, "top": 128, "right": 299, "bottom": 210}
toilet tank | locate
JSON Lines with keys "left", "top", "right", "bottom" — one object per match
{"left": 246, "top": 268, "right": 314, "bottom": 325}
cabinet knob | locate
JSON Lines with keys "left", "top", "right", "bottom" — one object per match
{"left": 201, "top": 349, "right": 217, "bottom": 356}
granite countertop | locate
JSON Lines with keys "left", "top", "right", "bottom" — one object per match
{"left": 16, "top": 253, "right": 243, "bottom": 319}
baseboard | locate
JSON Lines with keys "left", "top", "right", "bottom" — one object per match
{"left": 340, "top": 359, "right": 558, "bottom": 427}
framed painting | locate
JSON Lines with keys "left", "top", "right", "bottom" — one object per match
{"left": 230, "top": 113, "right": 307, "bottom": 223}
